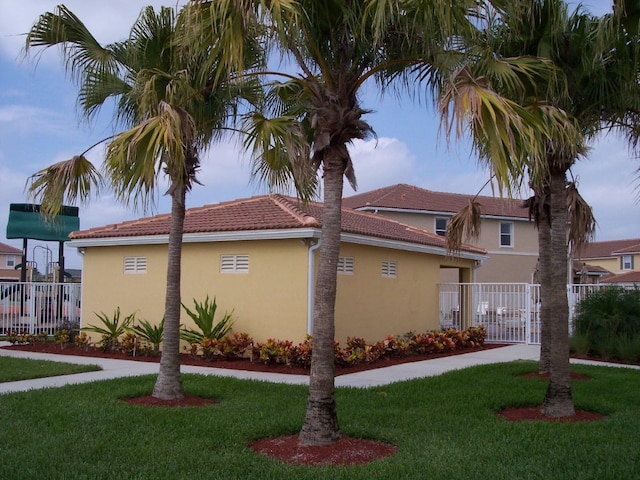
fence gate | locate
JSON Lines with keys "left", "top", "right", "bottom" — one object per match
{"left": 440, "top": 283, "right": 542, "bottom": 344}
{"left": 439, "top": 282, "right": 613, "bottom": 345}
{"left": 0, "top": 282, "right": 81, "bottom": 336}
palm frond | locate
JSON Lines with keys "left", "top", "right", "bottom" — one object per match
{"left": 25, "top": 156, "right": 103, "bottom": 218}
{"left": 25, "top": 5, "right": 118, "bottom": 83}
{"left": 567, "top": 181, "right": 596, "bottom": 256}
{"left": 104, "top": 101, "right": 198, "bottom": 211}
{"left": 445, "top": 200, "right": 483, "bottom": 254}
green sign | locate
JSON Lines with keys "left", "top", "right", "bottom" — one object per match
{"left": 6, "top": 204, "right": 80, "bottom": 242}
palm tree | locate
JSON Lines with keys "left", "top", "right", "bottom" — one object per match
{"left": 25, "top": 5, "right": 263, "bottom": 400}
{"left": 442, "top": 0, "right": 638, "bottom": 417}
{"left": 185, "top": 0, "right": 561, "bottom": 445}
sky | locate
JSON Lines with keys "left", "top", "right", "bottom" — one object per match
{"left": 0, "top": 0, "right": 637, "bottom": 270}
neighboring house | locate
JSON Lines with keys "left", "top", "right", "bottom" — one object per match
{"left": 571, "top": 260, "right": 611, "bottom": 285}
{"left": 575, "top": 238, "right": 640, "bottom": 276}
{"left": 0, "top": 242, "right": 21, "bottom": 282}
{"left": 343, "top": 184, "right": 538, "bottom": 283}
{"left": 69, "top": 195, "right": 486, "bottom": 343}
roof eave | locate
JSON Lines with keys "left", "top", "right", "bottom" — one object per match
{"left": 340, "top": 233, "right": 487, "bottom": 262}
{"left": 69, "top": 228, "right": 321, "bottom": 248}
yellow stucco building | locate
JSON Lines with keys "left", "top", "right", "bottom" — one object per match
{"left": 70, "top": 195, "right": 486, "bottom": 344}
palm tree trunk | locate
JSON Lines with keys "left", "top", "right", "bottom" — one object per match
{"left": 537, "top": 190, "right": 551, "bottom": 375}
{"left": 152, "top": 181, "right": 186, "bottom": 400}
{"left": 299, "top": 150, "right": 343, "bottom": 446}
{"left": 541, "top": 167, "right": 574, "bottom": 417}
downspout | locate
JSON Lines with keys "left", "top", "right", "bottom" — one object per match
{"left": 307, "top": 238, "right": 321, "bottom": 335}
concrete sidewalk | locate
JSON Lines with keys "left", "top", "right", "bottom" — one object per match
{"left": 1, "top": 342, "right": 637, "bottom": 395}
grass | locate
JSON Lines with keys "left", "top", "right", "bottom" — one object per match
{"left": 0, "top": 356, "right": 101, "bottom": 383}
{"left": 0, "top": 361, "right": 638, "bottom": 479}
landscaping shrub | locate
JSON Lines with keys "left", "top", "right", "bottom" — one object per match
{"left": 54, "top": 320, "right": 80, "bottom": 347}
{"left": 82, "top": 307, "right": 136, "bottom": 351}
{"left": 180, "top": 295, "right": 234, "bottom": 346}
{"left": 127, "top": 318, "right": 164, "bottom": 355}
{"left": 572, "top": 286, "right": 640, "bottom": 362}
{"left": 254, "top": 338, "right": 297, "bottom": 365}
{"left": 252, "top": 326, "right": 486, "bottom": 367}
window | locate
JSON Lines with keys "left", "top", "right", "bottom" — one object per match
{"left": 381, "top": 261, "right": 397, "bottom": 278}
{"left": 500, "top": 222, "right": 513, "bottom": 247}
{"left": 124, "top": 256, "right": 147, "bottom": 274}
{"left": 435, "top": 217, "right": 448, "bottom": 236}
{"left": 621, "top": 254, "right": 634, "bottom": 270}
{"left": 6, "top": 255, "right": 15, "bottom": 268}
{"left": 337, "top": 256, "right": 354, "bottom": 275}
{"left": 220, "top": 254, "right": 249, "bottom": 273}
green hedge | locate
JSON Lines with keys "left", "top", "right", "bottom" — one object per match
{"left": 571, "top": 286, "right": 640, "bottom": 362}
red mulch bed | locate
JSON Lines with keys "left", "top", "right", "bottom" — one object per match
{"left": 249, "top": 434, "right": 397, "bottom": 465}
{"left": 498, "top": 407, "right": 605, "bottom": 423}
{"left": 2, "top": 342, "right": 507, "bottom": 376}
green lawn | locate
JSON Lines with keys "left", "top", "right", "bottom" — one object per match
{"left": 0, "top": 361, "right": 637, "bottom": 479}
{"left": 0, "top": 356, "right": 101, "bottom": 383}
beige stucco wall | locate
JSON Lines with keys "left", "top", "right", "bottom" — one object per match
{"left": 332, "top": 243, "right": 475, "bottom": 342}
{"left": 80, "top": 239, "right": 310, "bottom": 344}
{"left": 81, "top": 243, "right": 168, "bottom": 329}
{"left": 79, "top": 237, "right": 475, "bottom": 346}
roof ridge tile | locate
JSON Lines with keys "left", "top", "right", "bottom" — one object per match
{"left": 270, "top": 194, "right": 319, "bottom": 227}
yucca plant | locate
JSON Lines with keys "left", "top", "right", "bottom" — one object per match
{"left": 180, "top": 296, "right": 234, "bottom": 345}
{"left": 128, "top": 318, "right": 164, "bottom": 355}
{"left": 83, "top": 307, "right": 135, "bottom": 351}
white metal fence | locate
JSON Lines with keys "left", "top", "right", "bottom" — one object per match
{"left": 439, "top": 283, "right": 618, "bottom": 345}
{"left": 0, "top": 282, "right": 81, "bottom": 336}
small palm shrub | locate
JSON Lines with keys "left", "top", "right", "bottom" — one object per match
{"left": 127, "top": 318, "right": 164, "bottom": 355}
{"left": 83, "top": 308, "right": 136, "bottom": 351}
{"left": 180, "top": 296, "right": 234, "bottom": 348}
{"left": 572, "top": 286, "right": 640, "bottom": 362}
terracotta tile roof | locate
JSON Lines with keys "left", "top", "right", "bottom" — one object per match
{"left": 576, "top": 238, "right": 640, "bottom": 260}
{"left": 69, "top": 194, "right": 485, "bottom": 256}
{"left": 612, "top": 243, "right": 640, "bottom": 255}
{"left": 342, "top": 183, "right": 530, "bottom": 219}
{"left": 0, "top": 242, "right": 22, "bottom": 255}
{"left": 601, "top": 271, "right": 640, "bottom": 284}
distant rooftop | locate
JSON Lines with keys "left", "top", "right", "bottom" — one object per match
{"left": 577, "top": 238, "right": 640, "bottom": 260}
{"left": 343, "top": 183, "right": 530, "bottom": 219}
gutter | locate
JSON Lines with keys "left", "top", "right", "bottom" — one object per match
{"left": 307, "top": 238, "right": 321, "bottom": 335}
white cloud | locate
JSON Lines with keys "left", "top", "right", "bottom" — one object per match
{"left": 573, "top": 135, "right": 639, "bottom": 241}
{"left": 345, "top": 137, "right": 418, "bottom": 194}
{"left": 0, "top": 1, "right": 180, "bottom": 63}
{"left": 0, "top": 104, "right": 67, "bottom": 137}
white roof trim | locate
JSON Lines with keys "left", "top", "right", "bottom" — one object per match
{"left": 69, "top": 228, "right": 486, "bottom": 261}
{"left": 69, "top": 228, "right": 320, "bottom": 248}
{"left": 340, "top": 233, "right": 486, "bottom": 262}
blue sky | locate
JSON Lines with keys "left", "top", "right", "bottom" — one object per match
{"left": 1, "top": 0, "right": 637, "bottom": 270}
